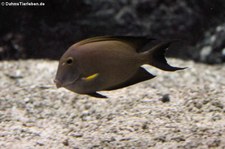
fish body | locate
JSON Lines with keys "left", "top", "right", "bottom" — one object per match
{"left": 54, "top": 36, "right": 185, "bottom": 98}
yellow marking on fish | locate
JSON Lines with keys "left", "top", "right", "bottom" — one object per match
{"left": 82, "top": 73, "right": 99, "bottom": 81}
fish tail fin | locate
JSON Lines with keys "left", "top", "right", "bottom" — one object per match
{"left": 144, "top": 41, "right": 186, "bottom": 71}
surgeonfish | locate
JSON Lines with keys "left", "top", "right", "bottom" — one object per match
{"left": 54, "top": 36, "right": 185, "bottom": 98}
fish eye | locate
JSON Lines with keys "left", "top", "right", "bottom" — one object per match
{"left": 66, "top": 57, "right": 73, "bottom": 65}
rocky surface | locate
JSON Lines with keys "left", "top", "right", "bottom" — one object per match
{"left": 0, "top": 59, "right": 224, "bottom": 148}
{"left": 196, "top": 23, "right": 225, "bottom": 64}
{"left": 1, "top": 0, "right": 225, "bottom": 63}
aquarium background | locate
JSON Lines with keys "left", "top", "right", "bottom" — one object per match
{"left": 0, "top": 0, "right": 225, "bottom": 63}
{"left": 1, "top": 1, "right": 225, "bottom": 148}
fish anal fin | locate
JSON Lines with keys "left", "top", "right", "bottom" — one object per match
{"left": 105, "top": 67, "right": 155, "bottom": 91}
{"left": 87, "top": 92, "right": 107, "bottom": 98}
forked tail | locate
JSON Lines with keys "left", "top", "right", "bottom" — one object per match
{"left": 145, "top": 41, "right": 186, "bottom": 71}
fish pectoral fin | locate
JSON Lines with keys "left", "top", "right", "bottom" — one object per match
{"left": 105, "top": 67, "right": 156, "bottom": 91}
{"left": 82, "top": 73, "right": 99, "bottom": 81}
{"left": 87, "top": 92, "right": 107, "bottom": 98}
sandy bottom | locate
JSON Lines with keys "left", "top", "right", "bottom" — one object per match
{"left": 0, "top": 59, "right": 224, "bottom": 149}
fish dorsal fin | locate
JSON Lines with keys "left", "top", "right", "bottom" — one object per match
{"left": 76, "top": 36, "right": 155, "bottom": 51}
{"left": 105, "top": 67, "right": 156, "bottom": 91}
{"left": 76, "top": 36, "right": 113, "bottom": 46}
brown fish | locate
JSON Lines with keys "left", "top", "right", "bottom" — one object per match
{"left": 54, "top": 36, "right": 185, "bottom": 98}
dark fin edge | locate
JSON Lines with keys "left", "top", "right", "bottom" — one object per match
{"left": 77, "top": 36, "right": 156, "bottom": 51}
{"left": 149, "top": 41, "right": 187, "bottom": 71}
{"left": 87, "top": 92, "right": 107, "bottom": 98}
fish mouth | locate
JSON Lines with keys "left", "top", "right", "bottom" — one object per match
{"left": 54, "top": 79, "right": 62, "bottom": 88}
{"left": 54, "top": 77, "right": 80, "bottom": 88}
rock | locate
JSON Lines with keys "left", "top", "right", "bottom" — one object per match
{"left": 159, "top": 94, "right": 170, "bottom": 103}
{"left": 196, "top": 23, "right": 225, "bottom": 63}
